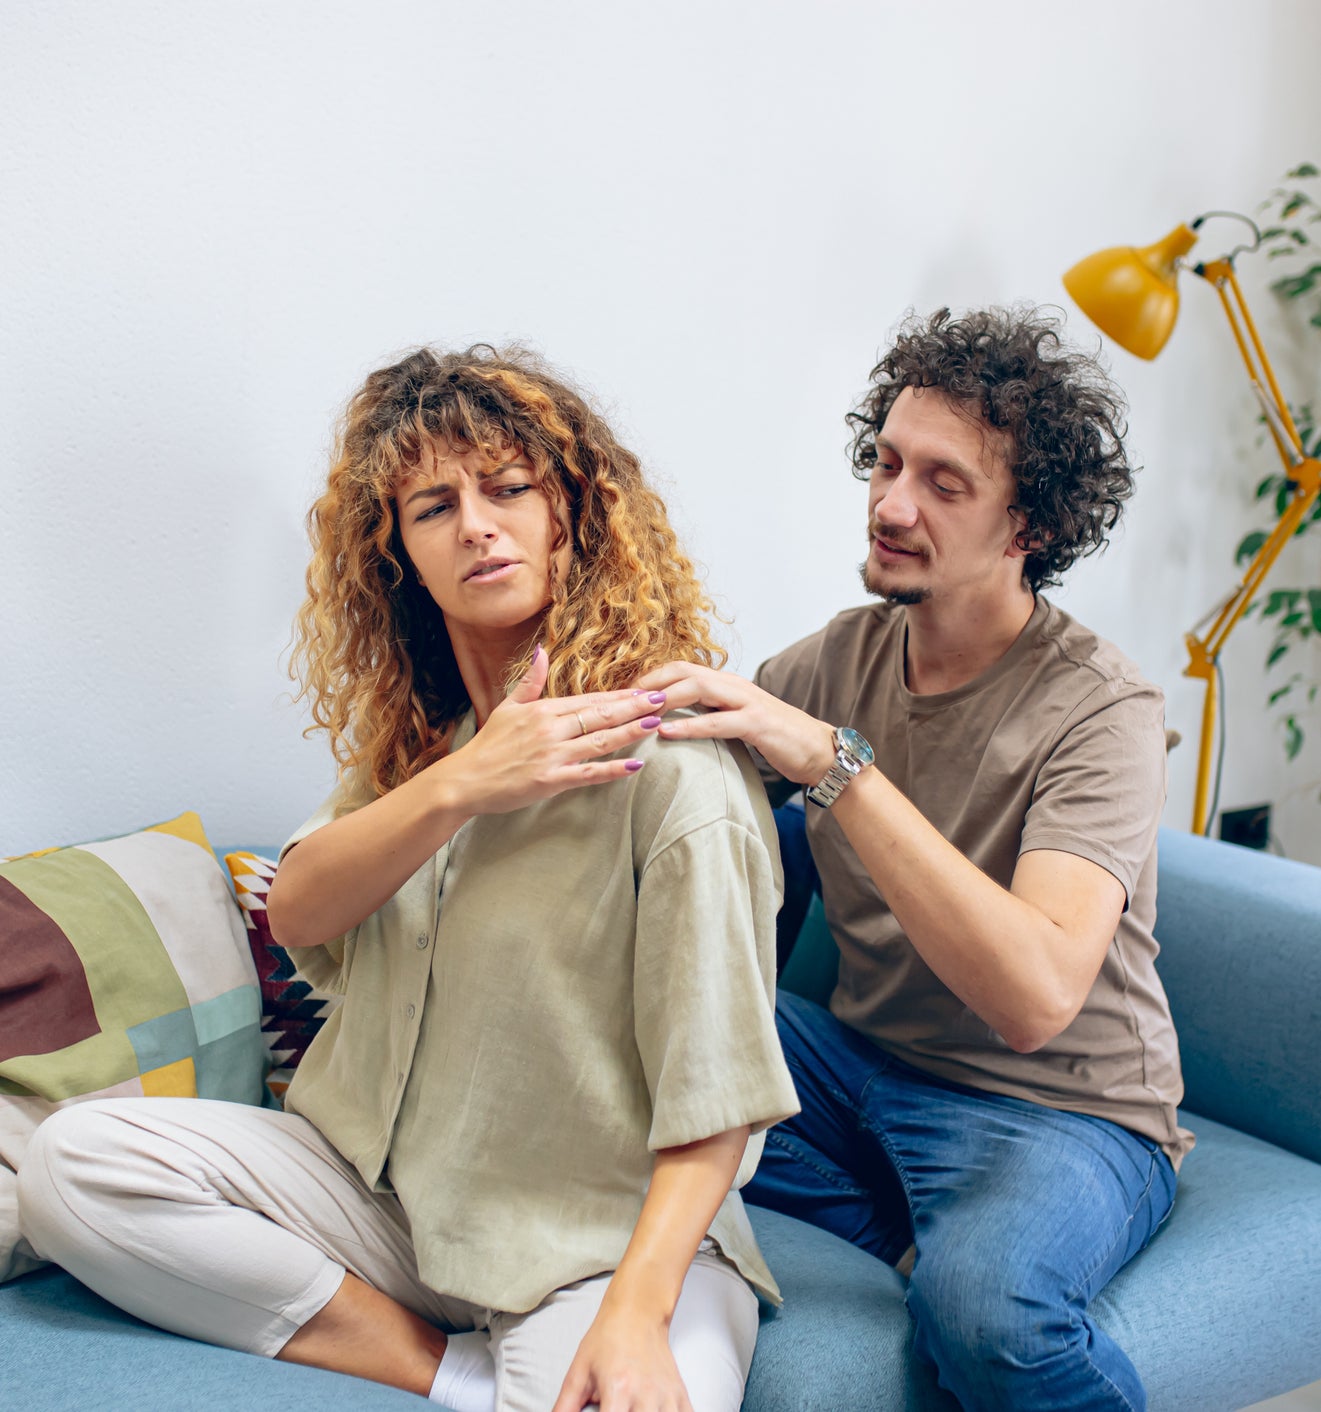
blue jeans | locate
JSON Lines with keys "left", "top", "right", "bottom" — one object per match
{"left": 747, "top": 990, "right": 1177, "bottom": 1411}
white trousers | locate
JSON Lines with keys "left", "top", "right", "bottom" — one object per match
{"left": 17, "top": 1098, "right": 759, "bottom": 1412}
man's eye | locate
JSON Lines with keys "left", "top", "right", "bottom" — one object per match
{"left": 495, "top": 484, "right": 534, "bottom": 498}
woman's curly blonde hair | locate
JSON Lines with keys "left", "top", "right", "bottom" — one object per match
{"left": 290, "top": 345, "right": 725, "bottom": 797}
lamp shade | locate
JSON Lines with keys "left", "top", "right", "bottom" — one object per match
{"left": 1063, "top": 223, "right": 1199, "bottom": 359}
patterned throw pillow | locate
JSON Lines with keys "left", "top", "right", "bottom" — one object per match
{"left": 223, "top": 852, "right": 341, "bottom": 1102}
{"left": 0, "top": 811, "right": 267, "bottom": 1282}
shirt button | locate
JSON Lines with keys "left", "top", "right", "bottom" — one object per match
{"left": 416, "top": 934, "right": 429, "bottom": 949}
{"left": 406, "top": 1003, "right": 417, "bottom": 1020}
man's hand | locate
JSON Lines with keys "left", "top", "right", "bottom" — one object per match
{"left": 550, "top": 1305, "right": 691, "bottom": 1412}
{"left": 632, "top": 661, "right": 836, "bottom": 787}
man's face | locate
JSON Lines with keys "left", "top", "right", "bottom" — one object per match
{"left": 860, "top": 386, "right": 1027, "bottom": 608}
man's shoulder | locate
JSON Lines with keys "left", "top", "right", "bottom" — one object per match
{"left": 757, "top": 602, "right": 900, "bottom": 699}
{"left": 1031, "top": 597, "right": 1162, "bottom": 704}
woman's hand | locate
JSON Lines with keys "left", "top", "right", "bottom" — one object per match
{"left": 269, "top": 647, "right": 664, "bottom": 950}
{"left": 439, "top": 645, "right": 669, "bottom": 817}
{"left": 550, "top": 1304, "right": 691, "bottom": 1412}
{"left": 550, "top": 1126, "right": 750, "bottom": 1412}
{"left": 631, "top": 661, "right": 836, "bottom": 787}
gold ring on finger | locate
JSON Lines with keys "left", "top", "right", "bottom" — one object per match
{"left": 574, "top": 711, "right": 588, "bottom": 737}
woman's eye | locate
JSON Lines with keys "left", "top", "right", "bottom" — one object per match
{"left": 418, "top": 502, "right": 452, "bottom": 519}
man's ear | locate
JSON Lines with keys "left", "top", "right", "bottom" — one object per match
{"left": 1005, "top": 507, "right": 1040, "bottom": 561}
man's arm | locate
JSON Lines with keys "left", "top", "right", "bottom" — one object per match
{"left": 633, "top": 662, "right": 1126, "bottom": 1053}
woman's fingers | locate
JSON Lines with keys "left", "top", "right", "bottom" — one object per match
{"left": 555, "top": 689, "right": 668, "bottom": 744}
{"left": 507, "top": 642, "right": 550, "bottom": 704}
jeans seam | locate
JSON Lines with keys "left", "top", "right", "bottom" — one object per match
{"left": 762, "top": 1128, "right": 873, "bottom": 1198}
{"left": 855, "top": 1069, "right": 920, "bottom": 1229}
{"left": 1064, "top": 1145, "right": 1162, "bottom": 1306}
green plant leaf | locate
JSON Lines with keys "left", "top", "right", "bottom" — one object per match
{"left": 1263, "top": 589, "right": 1300, "bottom": 618}
{"left": 1283, "top": 715, "right": 1305, "bottom": 761}
{"left": 1288, "top": 163, "right": 1319, "bottom": 178}
{"left": 1281, "top": 196, "right": 1308, "bottom": 218}
{"left": 1255, "top": 474, "right": 1280, "bottom": 498}
{"left": 1268, "top": 682, "right": 1296, "bottom": 705}
{"left": 1273, "top": 271, "right": 1319, "bottom": 299}
{"left": 1267, "top": 642, "right": 1290, "bottom": 668}
{"left": 1310, "top": 589, "right": 1321, "bottom": 633}
{"left": 1236, "top": 530, "right": 1269, "bottom": 563}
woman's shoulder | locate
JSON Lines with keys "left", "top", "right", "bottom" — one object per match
{"left": 626, "top": 709, "right": 777, "bottom": 858}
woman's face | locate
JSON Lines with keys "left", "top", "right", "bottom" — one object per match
{"left": 396, "top": 438, "right": 571, "bottom": 640}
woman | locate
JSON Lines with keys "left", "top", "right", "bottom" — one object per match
{"left": 19, "top": 346, "right": 797, "bottom": 1412}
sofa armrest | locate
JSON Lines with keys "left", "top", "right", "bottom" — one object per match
{"left": 1155, "top": 825, "right": 1321, "bottom": 1163}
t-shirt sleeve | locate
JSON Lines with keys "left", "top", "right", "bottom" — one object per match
{"left": 1019, "top": 680, "right": 1167, "bottom": 905}
{"left": 632, "top": 818, "right": 800, "bottom": 1155}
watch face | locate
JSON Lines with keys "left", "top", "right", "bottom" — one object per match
{"left": 837, "top": 726, "right": 874, "bottom": 767}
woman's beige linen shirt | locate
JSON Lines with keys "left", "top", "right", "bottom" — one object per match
{"left": 279, "top": 714, "right": 800, "bottom": 1314}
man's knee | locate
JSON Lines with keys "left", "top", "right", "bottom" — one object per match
{"left": 906, "top": 1248, "right": 1069, "bottom": 1379}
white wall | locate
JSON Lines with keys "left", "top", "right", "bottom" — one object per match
{"left": 4, "top": 0, "right": 1320, "bottom": 862}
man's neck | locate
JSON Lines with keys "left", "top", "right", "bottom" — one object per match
{"left": 902, "top": 586, "right": 1037, "bottom": 696}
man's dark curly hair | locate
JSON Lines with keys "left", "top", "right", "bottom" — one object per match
{"left": 847, "top": 306, "right": 1135, "bottom": 592}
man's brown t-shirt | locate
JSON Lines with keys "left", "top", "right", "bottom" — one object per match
{"left": 757, "top": 595, "right": 1194, "bottom": 1168}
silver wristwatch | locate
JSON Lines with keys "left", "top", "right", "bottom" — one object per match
{"left": 805, "top": 726, "right": 875, "bottom": 808}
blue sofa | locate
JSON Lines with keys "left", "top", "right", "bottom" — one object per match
{"left": 3, "top": 826, "right": 1320, "bottom": 1409}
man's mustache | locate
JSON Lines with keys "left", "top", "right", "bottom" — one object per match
{"left": 869, "top": 522, "right": 930, "bottom": 561}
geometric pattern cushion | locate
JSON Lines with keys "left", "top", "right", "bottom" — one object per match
{"left": 223, "top": 852, "right": 340, "bottom": 1104}
{"left": 0, "top": 811, "right": 267, "bottom": 1282}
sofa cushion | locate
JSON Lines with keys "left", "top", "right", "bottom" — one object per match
{"left": 0, "top": 813, "right": 267, "bottom": 1283}
{"left": 0, "top": 1265, "right": 423, "bottom": 1409}
{"left": 749, "top": 1112, "right": 1321, "bottom": 1411}
{"left": 1, "top": 1115, "right": 1318, "bottom": 1409}
{"left": 223, "top": 852, "right": 342, "bottom": 1102}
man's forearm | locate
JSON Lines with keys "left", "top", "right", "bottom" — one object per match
{"left": 832, "top": 767, "right": 1116, "bottom": 1051}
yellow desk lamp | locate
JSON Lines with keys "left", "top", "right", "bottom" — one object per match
{"left": 1064, "top": 215, "right": 1321, "bottom": 835}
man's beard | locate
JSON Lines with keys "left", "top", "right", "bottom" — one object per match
{"left": 858, "top": 559, "right": 932, "bottom": 605}
{"left": 860, "top": 525, "right": 931, "bottom": 605}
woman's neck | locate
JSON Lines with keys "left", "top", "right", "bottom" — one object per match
{"left": 447, "top": 620, "right": 541, "bottom": 726}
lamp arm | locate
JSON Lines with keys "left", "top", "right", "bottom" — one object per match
{"left": 1181, "top": 261, "right": 1318, "bottom": 834}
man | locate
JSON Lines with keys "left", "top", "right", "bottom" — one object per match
{"left": 638, "top": 307, "right": 1191, "bottom": 1411}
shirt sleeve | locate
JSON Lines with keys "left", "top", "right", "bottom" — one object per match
{"left": 274, "top": 783, "right": 364, "bottom": 997}
{"left": 1019, "top": 679, "right": 1168, "bottom": 905}
{"left": 632, "top": 816, "right": 800, "bottom": 1154}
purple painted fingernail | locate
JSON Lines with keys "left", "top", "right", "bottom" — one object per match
{"left": 647, "top": 691, "right": 666, "bottom": 705}
{"left": 531, "top": 643, "right": 543, "bottom": 664}
{"left": 625, "top": 759, "right": 645, "bottom": 773}
{"left": 640, "top": 715, "right": 662, "bottom": 729}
